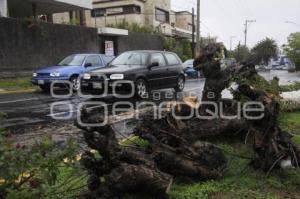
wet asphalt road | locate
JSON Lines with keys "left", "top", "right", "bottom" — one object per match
{"left": 0, "top": 70, "right": 299, "bottom": 132}
{"left": 0, "top": 79, "right": 205, "bottom": 130}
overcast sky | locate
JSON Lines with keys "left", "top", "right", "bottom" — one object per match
{"left": 171, "top": 0, "right": 300, "bottom": 50}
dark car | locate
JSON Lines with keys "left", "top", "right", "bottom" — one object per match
{"left": 31, "top": 54, "right": 114, "bottom": 92}
{"left": 80, "top": 50, "right": 185, "bottom": 98}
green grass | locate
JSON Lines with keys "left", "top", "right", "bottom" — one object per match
{"left": 279, "top": 111, "right": 300, "bottom": 144}
{"left": 280, "top": 82, "right": 300, "bottom": 92}
{"left": 119, "top": 135, "right": 150, "bottom": 148}
{"left": 0, "top": 77, "right": 34, "bottom": 90}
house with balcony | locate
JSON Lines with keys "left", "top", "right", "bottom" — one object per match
{"left": 83, "top": 0, "right": 174, "bottom": 36}
{"left": 38, "top": 0, "right": 196, "bottom": 39}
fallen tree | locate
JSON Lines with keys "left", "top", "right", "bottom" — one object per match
{"left": 76, "top": 43, "right": 300, "bottom": 198}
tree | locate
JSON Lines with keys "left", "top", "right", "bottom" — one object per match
{"left": 251, "top": 38, "right": 278, "bottom": 65}
{"left": 231, "top": 45, "right": 251, "bottom": 63}
{"left": 163, "top": 38, "right": 192, "bottom": 61}
{"left": 283, "top": 32, "right": 300, "bottom": 71}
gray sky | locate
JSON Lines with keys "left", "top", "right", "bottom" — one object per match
{"left": 172, "top": 0, "right": 300, "bottom": 50}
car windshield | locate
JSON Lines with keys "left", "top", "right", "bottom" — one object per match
{"left": 58, "top": 55, "right": 86, "bottom": 66}
{"left": 184, "top": 59, "right": 194, "bottom": 65}
{"left": 111, "top": 52, "right": 148, "bottom": 66}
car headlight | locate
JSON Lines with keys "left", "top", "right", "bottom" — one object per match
{"left": 110, "top": 74, "right": 124, "bottom": 80}
{"left": 83, "top": 73, "right": 91, "bottom": 80}
{"left": 33, "top": 73, "right": 37, "bottom": 77}
{"left": 50, "top": 72, "right": 60, "bottom": 77}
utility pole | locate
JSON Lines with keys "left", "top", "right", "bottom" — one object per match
{"left": 196, "top": 0, "right": 201, "bottom": 54}
{"left": 192, "top": 8, "right": 195, "bottom": 58}
{"left": 230, "top": 36, "right": 236, "bottom": 51}
{"left": 237, "top": 41, "right": 241, "bottom": 63}
{"left": 32, "top": 3, "right": 37, "bottom": 19}
{"left": 244, "top": 19, "right": 256, "bottom": 47}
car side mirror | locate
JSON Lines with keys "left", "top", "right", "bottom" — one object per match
{"left": 148, "top": 61, "right": 159, "bottom": 69}
{"left": 85, "top": 63, "right": 92, "bottom": 67}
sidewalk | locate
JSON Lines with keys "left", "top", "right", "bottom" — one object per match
{"left": 0, "top": 88, "right": 37, "bottom": 94}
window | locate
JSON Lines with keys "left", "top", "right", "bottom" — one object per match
{"left": 165, "top": 53, "right": 180, "bottom": 65}
{"left": 155, "top": 8, "right": 169, "bottom": 23}
{"left": 91, "top": 8, "right": 106, "bottom": 17}
{"left": 85, "top": 55, "right": 102, "bottom": 67}
{"left": 111, "top": 52, "right": 148, "bottom": 66}
{"left": 103, "top": 56, "right": 114, "bottom": 65}
{"left": 106, "top": 7, "right": 123, "bottom": 15}
{"left": 58, "top": 55, "right": 86, "bottom": 66}
{"left": 151, "top": 53, "right": 166, "bottom": 66}
{"left": 92, "top": 5, "right": 141, "bottom": 17}
{"left": 124, "top": 5, "right": 141, "bottom": 14}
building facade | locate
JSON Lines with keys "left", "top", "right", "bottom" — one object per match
{"left": 3, "top": 0, "right": 197, "bottom": 40}
{"left": 51, "top": 0, "right": 195, "bottom": 39}
{"left": 84, "top": 0, "right": 174, "bottom": 35}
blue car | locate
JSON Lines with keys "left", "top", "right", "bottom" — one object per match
{"left": 32, "top": 54, "right": 114, "bottom": 92}
{"left": 183, "top": 59, "right": 199, "bottom": 78}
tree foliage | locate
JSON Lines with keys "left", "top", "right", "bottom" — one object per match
{"left": 230, "top": 45, "right": 251, "bottom": 63}
{"left": 251, "top": 37, "right": 278, "bottom": 65}
{"left": 163, "top": 37, "right": 192, "bottom": 61}
{"left": 284, "top": 32, "right": 300, "bottom": 71}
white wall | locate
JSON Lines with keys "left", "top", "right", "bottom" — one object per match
{"left": 0, "top": 0, "right": 8, "bottom": 17}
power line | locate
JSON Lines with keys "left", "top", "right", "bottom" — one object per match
{"left": 200, "top": 21, "right": 226, "bottom": 43}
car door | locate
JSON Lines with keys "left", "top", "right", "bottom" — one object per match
{"left": 164, "top": 53, "right": 183, "bottom": 86}
{"left": 147, "top": 53, "right": 169, "bottom": 89}
{"left": 84, "top": 55, "right": 104, "bottom": 72}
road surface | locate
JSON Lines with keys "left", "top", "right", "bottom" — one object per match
{"left": 0, "top": 79, "right": 205, "bottom": 131}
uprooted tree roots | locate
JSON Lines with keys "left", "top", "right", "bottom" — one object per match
{"left": 76, "top": 43, "right": 300, "bottom": 198}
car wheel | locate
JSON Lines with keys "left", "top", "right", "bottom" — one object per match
{"left": 40, "top": 85, "right": 50, "bottom": 93}
{"left": 175, "top": 76, "right": 185, "bottom": 92}
{"left": 135, "top": 79, "right": 148, "bottom": 98}
{"left": 70, "top": 75, "right": 80, "bottom": 91}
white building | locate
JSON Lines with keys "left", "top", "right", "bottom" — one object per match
{"left": 3, "top": 0, "right": 92, "bottom": 19}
